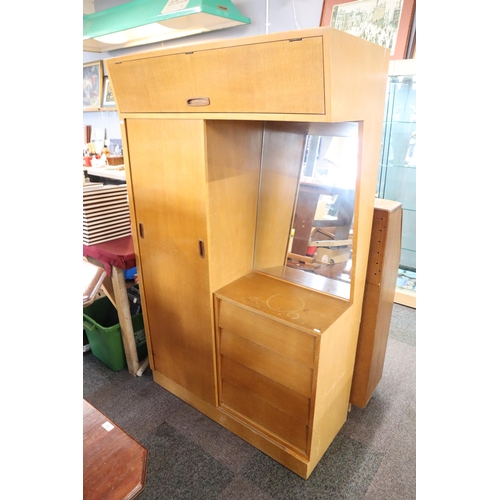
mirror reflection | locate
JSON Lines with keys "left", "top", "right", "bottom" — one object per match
{"left": 254, "top": 125, "right": 359, "bottom": 300}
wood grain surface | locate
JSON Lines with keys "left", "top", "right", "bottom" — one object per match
{"left": 83, "top": 399, "right": 147, "bottom": 500}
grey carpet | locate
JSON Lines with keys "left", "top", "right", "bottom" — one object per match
{"left": 83, "top": 303, "right": 416, "bottom": 499}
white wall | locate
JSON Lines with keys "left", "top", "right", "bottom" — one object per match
{"left": 83, "top": 0, "right": 326, "bottom": 143}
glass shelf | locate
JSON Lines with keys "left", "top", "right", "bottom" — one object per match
{"left": 377, "top": 61, "right": 416, "bottom": 308}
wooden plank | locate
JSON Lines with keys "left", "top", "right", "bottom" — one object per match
{"left": 350, "top": 200, "right": 403, "bottom": 407}
{"left": 310, "top": 239, "right": 352, "bottom": 247}
{"left": 83, "top": 199, "right": 130, "bottom": 212}
{"left": 83, "top": 217, "right": 131, "bottom": 230}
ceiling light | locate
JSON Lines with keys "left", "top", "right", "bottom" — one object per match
{"left": 83, "top": 0, "right": 251, "bottom": 53}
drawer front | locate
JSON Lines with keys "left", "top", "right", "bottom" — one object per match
{"left": 221, "top": 355, "right": 310, "bottom": 425}
{"left": 216, "top": 299, "right": 317, "bottom": 454}
{"left": 109, "top": 37, "right": 325, "bottom": 114}
{"left": 218, "top": 300, "right": 316, "bottom": 368}
{"left": 222, "top": 377, "right": 309, "bottom": 453}
{"left": 220, "top": 328, "right": 313, "bottom": 397}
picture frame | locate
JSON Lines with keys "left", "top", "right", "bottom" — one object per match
{"left": 102, "top": 76, "right": 116, "bottom": 109}
{"left": 83, "top": 60, "right": 103, "bottom": 111}
{"left": 320, "top": 0, "right": 416, "bottom": 60}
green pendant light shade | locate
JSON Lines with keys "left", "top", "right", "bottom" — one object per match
{"left": 83, "top": 0, "right": 251, "bottom": 52}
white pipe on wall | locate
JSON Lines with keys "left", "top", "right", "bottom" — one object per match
{"left": 266, "top": 0, "right": 269, "bottom": 34}
{"left": 292, "top": 0, "right": 301, "bottom": 29}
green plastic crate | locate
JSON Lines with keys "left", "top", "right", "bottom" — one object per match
{"left": 83, "top": 294, "right": 148, "bottom": 371}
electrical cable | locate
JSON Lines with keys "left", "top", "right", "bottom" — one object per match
{"left": 292, "top": 0, "right": 301, "bottom": 30}
{"left": 266, "top": 0, "right": 269, "bottom": 34}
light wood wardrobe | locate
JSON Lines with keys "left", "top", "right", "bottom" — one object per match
{"left": 106, "top": 27, "right": 389, "bottom": 479}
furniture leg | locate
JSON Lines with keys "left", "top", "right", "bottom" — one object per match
{"left": 110, "top": 266, "right": 141, "bottom": 376}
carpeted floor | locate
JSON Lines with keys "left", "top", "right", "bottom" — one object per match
{"left": 83, "top": 303, "right": 416, "bottom": 500}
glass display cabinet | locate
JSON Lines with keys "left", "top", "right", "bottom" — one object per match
{"left": 377, "top": 59, "right": 416, "bottom": 308}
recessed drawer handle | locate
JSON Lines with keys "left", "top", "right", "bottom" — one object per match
{"left": 187, "top": 97, "right": 210, "bottom": 107}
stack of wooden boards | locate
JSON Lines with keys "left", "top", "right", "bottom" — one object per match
{"left": 83, "top": 184, "right": 131, "bottom": 245}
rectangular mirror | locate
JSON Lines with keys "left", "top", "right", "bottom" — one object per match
{"left": 253, "top": 121, "right": 360, "bottom": 300}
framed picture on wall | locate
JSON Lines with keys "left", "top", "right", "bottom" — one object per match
{"left": 320, "top": 0, "right": 416, "bottom": 60}
{"left": 83, "top": 60, "right": 103, "bottom": 111}
{"left": 102, "top": 76, "right": 116, "bottom": 109}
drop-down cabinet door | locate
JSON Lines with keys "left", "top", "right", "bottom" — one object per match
{"left": 125, "top": 118, "right": 215, "bottom": 404}
{"left": 108, "top": 36, "right": 325, "bottom": 115}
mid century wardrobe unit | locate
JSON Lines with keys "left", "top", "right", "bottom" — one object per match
{"left": 106, "top": 27, "right": 389, "bottom": 479}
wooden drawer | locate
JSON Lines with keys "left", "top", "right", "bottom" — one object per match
{"left": 108, "top": 37, "right": 325, "bottom": 115}
{"left": 221, "top": 377, "right": 309, "bottom": 453}
{"left": 216, "top": 298, "right": 317, "bottom": 454}
{"left": 218, "top": 300, "right": 316, "bottom": 368}
{"left": 220, "top": 327, "right": 313, "bottom": 397}
{"left": 221, "top": 356, "right": 311, "bottom": 425}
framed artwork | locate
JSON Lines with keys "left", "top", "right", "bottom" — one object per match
{"left": 102, "top": 76, "right": 116, "bottom": 109}
{"left": 83, "top": 60, "right": 103, "bottom": 111}
{"left": 320, "top": 0, "right": 416, "bottom": 60}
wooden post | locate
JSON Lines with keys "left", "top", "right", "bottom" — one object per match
{"left": 110, "top": 266, "right": 140, "bottom": 376}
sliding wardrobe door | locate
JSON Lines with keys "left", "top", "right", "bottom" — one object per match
{"left": 125, "top": 119, "right": 216, "bottom": 404}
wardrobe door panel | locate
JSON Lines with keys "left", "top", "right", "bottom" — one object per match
{"left": 126, "top": 119, "right": 216, "bottom": 403}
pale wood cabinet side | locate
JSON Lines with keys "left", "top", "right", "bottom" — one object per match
{"left": 350, "top": 200, "right": 402, "bottom": 408}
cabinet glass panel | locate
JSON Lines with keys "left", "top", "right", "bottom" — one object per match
{"left": 377, "top": 73, "right": 416, "bottom": 293}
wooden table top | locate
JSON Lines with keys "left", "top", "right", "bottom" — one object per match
{"left": 83, "top": 399, "right": 147, "bottom": 500}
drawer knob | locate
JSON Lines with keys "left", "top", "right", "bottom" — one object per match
{"left": 187, "top": 97, "right": 210, "bottom": 107}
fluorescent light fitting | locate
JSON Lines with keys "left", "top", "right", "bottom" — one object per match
{"left": 83, "top": 0, "right": 251, "bottom": 52}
